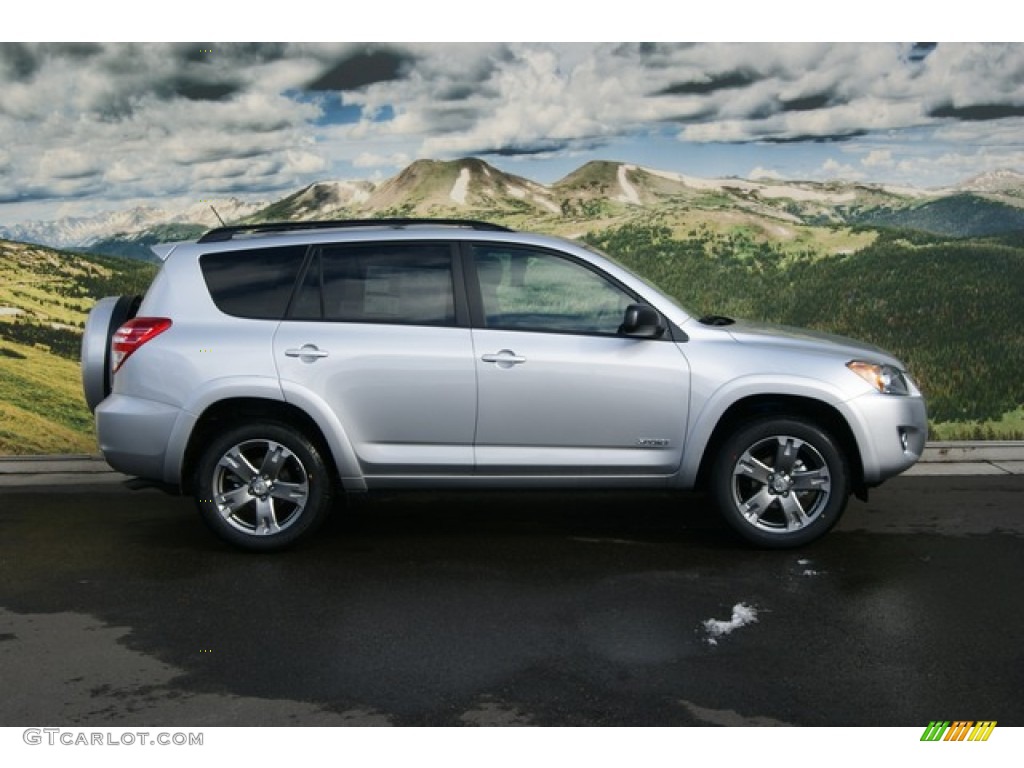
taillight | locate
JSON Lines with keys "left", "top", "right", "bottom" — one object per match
{"left": 111, "top": 317, "right": 172, "bottom": 373}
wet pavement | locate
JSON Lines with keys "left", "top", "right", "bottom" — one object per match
{"left": 1, "top": 476, "right": 1022, "bottom": 726}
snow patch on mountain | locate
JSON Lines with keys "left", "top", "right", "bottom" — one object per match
{"left": 960, "top": 168, "right": 1024, "bottom": 192}
{"left": 534, "top": 194, "right": 560, "bottom": 214}
{"left": 759, "top": 185, "right": 856, "bottom": 204}
{"left": 450, "top": 167, "right": 471, "bottom": 205}
{"left": 285, "top": 182, "right": 371, "bottom": 219}
{"left": 879, "top": 184, "right": 935, "bottom": 198}
{"left": 616, "top": 164, "right": 642, "bottom": 205}
{"left": 0, "top": 198, "right": 265, "bottom": 249}
{"left": 643, "top": 166, "right": 860, "bottom": 203}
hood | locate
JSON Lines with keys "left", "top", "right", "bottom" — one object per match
{"left": 724, "top": 319, "right": 904, "bottom": 367}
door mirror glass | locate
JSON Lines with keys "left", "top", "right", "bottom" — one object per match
{"left": 619, "top": 304, "right": 665, "bottom": 338}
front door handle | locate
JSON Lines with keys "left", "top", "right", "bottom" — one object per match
{"left": 481, "top": 349, "right": 526, "bottom": 367}
{"left": 285, "top": 344, "right": 329, "bottom": 361}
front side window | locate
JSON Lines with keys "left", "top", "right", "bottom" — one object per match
{"left": 291, "top": 243, "right": 455, "bottom": 326}
{"left": 472, "top": 246, "right": 634, "bottom": 335}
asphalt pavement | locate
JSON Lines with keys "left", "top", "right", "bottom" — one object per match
{"left": 1, "top": 448, "right": 1022, "bottom": 726}
{"left": 2, "top": 441, "right": 1022, "bottom": 486}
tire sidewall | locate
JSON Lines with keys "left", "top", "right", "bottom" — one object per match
{"left": 711, "top": 417, "right": 850, "bottom": 549}
{"left": 194, "top": 422, "right": 332, "bottom": 551}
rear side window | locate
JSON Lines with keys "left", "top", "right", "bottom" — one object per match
{"left": 290, "top": 243, "right": 455, "bottom": 326}
{"left": 200, "top": 246, "right": 308, "bottom": 319}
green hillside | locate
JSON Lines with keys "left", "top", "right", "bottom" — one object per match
{"left": 852, "top": 194, "right": 1024, "bottom": 237}
{"left": 86, "top": 223, "right": 205, "bottom": 262}
{"left": 583, "top": 224, "right": 1024, "bottom": 429}
{"left": 1, "top": 210, "right": 1023, "bottom": 456}
{"left": 0, "top": 240, "right": 157, "bottom": 453}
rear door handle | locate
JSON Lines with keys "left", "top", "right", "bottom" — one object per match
{"left": 481, "top": 349, "right": 526, "bottom": 366}
{"left": 285, "top": 344, "right": 329, "bottom": 360}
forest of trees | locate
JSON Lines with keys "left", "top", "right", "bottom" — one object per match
{"left": 583, "top": 224, "right": 1024, "bottom": 424}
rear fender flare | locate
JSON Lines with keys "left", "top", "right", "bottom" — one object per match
{"left": 167, "top": 377, "right": 365, "bottom": 491}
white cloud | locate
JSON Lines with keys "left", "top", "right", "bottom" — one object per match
{"left": 281, "top": 150, "right": 328, "bottom": 175}
{"left": 862, "top": 150, "right": 894, "bottom": 167}
{"left": 2, "top": 42, "right": 1024, "bottom": 218}
{"left": 38, "top": 148, "right": 101, "bottom": 180}
{"left": 820, "top": 158, "right": 863, "bottom": 179}
{"left": 353, "top": 151, "right": 411, "bottom": 169}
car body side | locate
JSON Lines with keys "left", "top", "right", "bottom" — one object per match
{"left": 94, "top": 228, "right": 926, "bottom": 498}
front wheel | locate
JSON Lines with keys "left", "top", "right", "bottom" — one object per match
{"left": 710, "top": 417, "right": 850, "bottom": 548}
{"left": 194, "top": 422, "right": 333, "bottom": 551}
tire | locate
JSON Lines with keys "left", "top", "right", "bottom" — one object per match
{"left": 194, "top": 422, "right": 333, "bottom": 551}
{"left": 710, "top": 417, "right": 850, "bottom": 548}
{"left": 81, "top": 294, "right": 141, "bottom": 412}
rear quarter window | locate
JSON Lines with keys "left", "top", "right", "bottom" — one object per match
{"left": 200, "top": 246, "right": 308, "bottom": 319}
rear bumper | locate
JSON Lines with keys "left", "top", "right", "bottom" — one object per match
{"left": 95, "top": 395, "right": 183, "bottom": 482}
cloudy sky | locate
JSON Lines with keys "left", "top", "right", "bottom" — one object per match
{"left": 2, "top": 41, "right": 1024, "bottom": 223}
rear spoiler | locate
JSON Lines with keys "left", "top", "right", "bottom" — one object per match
{"left": 150, "top": 243, "right": 178, "bottom": 261}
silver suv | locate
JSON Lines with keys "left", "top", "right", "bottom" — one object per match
{"left": 81, "top": 219, "right": 927, "bottom": 551}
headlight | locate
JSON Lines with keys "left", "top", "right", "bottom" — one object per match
{"left": 847, "top": 361, "right": 910, "bottom": 395}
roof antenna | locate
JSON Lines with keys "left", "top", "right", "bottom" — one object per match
{"left": 209, "top": 205, "right": 226, "bottom": 226}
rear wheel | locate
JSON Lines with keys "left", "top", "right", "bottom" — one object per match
{"left": 710, "top": 417, "right": 850, "bottom": 548}
{"left": 194, "top": 422, "right": 333, "bottom": 551}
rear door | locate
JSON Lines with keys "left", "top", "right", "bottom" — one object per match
{"left": 467, "top": 244, "right": 690, "bottom": 476}
{"left": 274, "top": 241, "right": 477, "bottom": 476}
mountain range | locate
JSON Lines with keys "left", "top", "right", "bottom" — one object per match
{"left": 2, "top": 159, "right": 1023, "bottom": 452}
{"left": 3, "top": 159, "right": 1024, "bottom": 261}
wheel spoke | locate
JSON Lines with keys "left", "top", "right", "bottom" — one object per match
{"left": 734, "top": 451, "right": 773, "bottom": 485}
{"left": 217, "top": 486, "right": 253, "bottom": 517}
{"left": 791, "top": 467, "right": 831, "bottom": 493}
{"left": 254, "top": 497, "right": 282, "bottom": 535}
{"left": 259, "top": 442, "right": 292, "bottom": 482}
{"left": 774, "top": 437, "right": 802, "bottom": 474}
{"left": 270, "top": 481, "right": 308, "bottom": 506}
{"left": 779, "top": 493, "right": 810, "bottom": 530}
{"left": 740, "top": 487, "right": 776, "bottom": 522}
{"left": 219, "top": 447, "right": 258, "bottom": 482}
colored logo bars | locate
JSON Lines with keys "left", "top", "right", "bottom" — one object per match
{"left": 920, "top": 721, "right": 997, "bottom": 741}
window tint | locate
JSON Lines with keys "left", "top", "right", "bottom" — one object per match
{"left": 473, "top": 246, "right": 633, "bottom": 335}
{"left": 200, "top": 246, "right": 307, "bottom": 320}
{"left": 291, "top": 243, "right": 455, "bottom": 326}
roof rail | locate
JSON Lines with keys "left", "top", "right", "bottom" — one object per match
{"left": 196, "top": 218, "right": 513, "bottom": 243}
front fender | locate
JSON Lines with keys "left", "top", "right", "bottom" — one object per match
{"left": 677, "top": 374, "right": 854, "bottom": 487}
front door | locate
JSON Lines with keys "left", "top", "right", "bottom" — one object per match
{"left": 468, "top": 245, "right": 690, "bottom": 476}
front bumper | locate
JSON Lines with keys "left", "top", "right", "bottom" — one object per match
{"left": 842, "top": 391, "right": 928, "bottom": 485}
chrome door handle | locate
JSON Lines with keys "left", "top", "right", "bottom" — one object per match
{"left": 285, "top": 345, "right": 329, "bottom": 360}
{"left": 481, "top": 350, "right": 526, "bottom": 366}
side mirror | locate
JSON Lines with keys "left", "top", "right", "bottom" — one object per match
{"left": 619, "top": 303, "right": 665, "bottom": 338}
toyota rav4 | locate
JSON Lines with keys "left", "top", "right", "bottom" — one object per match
{"left": 81, "top": 219, "right": 927, "bottom": 551}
